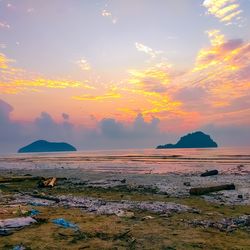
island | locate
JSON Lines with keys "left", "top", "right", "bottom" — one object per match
{"left": 18, "top": 140, "right": 77, "bottom": 153}
{"left": 156, "top": 131, "right": 218, "bottom": 149}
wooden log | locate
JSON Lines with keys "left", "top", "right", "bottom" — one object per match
{"left": 190, "top": 183, "right": 235, "bottom": 195}
{"left": 200, "top": 170, "right": 219, "bottom": 177}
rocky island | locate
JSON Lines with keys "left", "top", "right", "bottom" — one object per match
{"left": 18, "top": 140, "right": 77, "bottom": 153}
{"left": 156, "top": 131, "right": 218, "bottom": 149}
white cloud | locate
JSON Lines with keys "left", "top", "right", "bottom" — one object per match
{"left": 76, "top": 58, "right": 91, "bottom": 71}
{"left": 101, "top": 9, "right": 117, "bottom": 24}
{"left": 0, "top": 21, "right": 10, "bottom": 29}
{"left": 135, "top": 42, "right": 163, "bottom": 58}
{"left": 27, "top": 8, "right": 35, "bottom": 13}
{"left": 0, "top": 43, "right": 7, "bottom": 49}
{"left": 102, "top": 9, "right": 112, "bottom": 17}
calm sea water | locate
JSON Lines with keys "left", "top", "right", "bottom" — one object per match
{"left": 0, "top": 147, "right": 249, "bottom": 174}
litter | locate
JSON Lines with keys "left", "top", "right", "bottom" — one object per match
{"left": 28, "top": 209, "right": 40, "bottom": 216}
{"left": 13, "top": 245, "right": 26, "bottom": 250}
{"left": 0, "top": 217, "right": 37, "bottom": 236}
{"left": 51, "top": 218, "right": 79, "bottom": 230}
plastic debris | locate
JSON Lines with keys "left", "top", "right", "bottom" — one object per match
{"left": 0, "top": 217, "right": 37, "bottom": 235}
{"left": 28, "top": 209, "right": 40, "bottom": 216}
{"left": 51, "top": 218, "right": 79, "bottom": 230}
{"left": 13, "top": 245, "right": 26, "bottom": 250}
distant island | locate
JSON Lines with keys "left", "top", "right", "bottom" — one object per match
{"left": 156, "top": 131, "right": 218, "bottom": 149}
{"left": 18, "top": 140, "right": 77, "bottom": 153}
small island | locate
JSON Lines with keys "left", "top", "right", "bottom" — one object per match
{"left": 18, "top": 140, "right": 77, "bottom": 153}
{"left": 156, "top": 131, "right": 218, "bottom": 149}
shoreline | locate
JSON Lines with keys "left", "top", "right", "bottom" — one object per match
{"left": 1, "top": 166, "right": 250, "bottom": 204}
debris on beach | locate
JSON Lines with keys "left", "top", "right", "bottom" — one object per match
{"left": 0, "top": 217, "right": 37, "bottom": 236}
{"left": 189, "top": 215, "right": 250, "bottom": 232}
{"left": 52, "top": 218, "right": 79, "bottom": 230}
{"left": 12, "top": 245, "right": 26, "bottom": 250}
{"left": 200, "top": 169, "right": 219, "bottom": 177}
{"left": 189, "top": 183, "right": 235, "bottom": 195}
{"left": 27, "top": 209, "right": 40, "bottom": 217}
{"left": 38, "top": 177, "right": 57, "bottom": 188}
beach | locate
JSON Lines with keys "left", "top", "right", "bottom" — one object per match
{"left": 0, "top": 148, "right": 250, "bottom": 249}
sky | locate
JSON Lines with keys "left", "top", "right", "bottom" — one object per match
{"left": 1, "top": 0, "right": 250, "bottom": 153}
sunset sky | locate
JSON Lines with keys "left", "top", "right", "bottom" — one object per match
{"left": 1, "top": 0, "right": 250, "bottom": 152}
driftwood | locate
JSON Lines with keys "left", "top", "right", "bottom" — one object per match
{"left": 200, "top": 170, "right": 219, "bottom": 177}
{"left": 190, "top": 183, "right": 235, "bottom": 195}
{"left": 38, "top": 177, "right": 57, "bottom": 188}
{"left": 0, "top": 176, "right": 43, "bottom": 183}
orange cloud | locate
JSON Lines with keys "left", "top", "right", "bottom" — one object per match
{"left": 182, "top": 29, "right": 250, "bottom": 114}
{"left": 203, "top": 0, "right": 243, "bottom": 25}
{"left": 0, "top": 53, "right": 93, "bottom": 94}
{"left": 0, "top": 53, "right": 12, "bottom": 69}
{"left": 128, "top": 62, "right": 172, "bottom": 93}
{"left": 127, "top": 30, "right": 250, "bottom": 129}
{"left": 73, "top": 90, "right": 121, "bottom": 101}
{"left": 192, "top": 30, "right": 245, "bottom": 72}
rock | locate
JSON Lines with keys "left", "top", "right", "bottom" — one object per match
{"left": 10, "top": 193, "right": 197, "bottom": 216}
{"left": 156, "top": 131, "right": 218, "bottom": 149}
{"left": 201, "top": 169, "right": 219, "bottom": 177}
{"left": 18, "top": 140, "right": 77, "bottom": 153}
{"left": 190, "top": 184, "right": 235, "bottom": 195}
{"left": 116, "top": 211, "right": 135, "bottom": 218}
{"left": 142, "top": 216, "right": 154, "bottom": 220}
{"left": 86, "top": 179, "right": 127, "bottom": 189}
{"left": 189, "top": 215, "right": 250, "bottom": 232}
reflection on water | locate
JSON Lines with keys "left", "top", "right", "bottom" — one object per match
{"left": 0, "top": 147, "right": 249, "bottom": 174}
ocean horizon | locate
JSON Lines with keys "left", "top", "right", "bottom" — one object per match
{"left": 1, "top": 146, "right": 249, "bottom": 174}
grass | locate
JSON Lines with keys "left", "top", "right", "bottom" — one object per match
{"left": 0, "top": 177, "right": 250, "bottom": 249}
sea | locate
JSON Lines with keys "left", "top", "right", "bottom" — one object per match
{"left": 0, "top": 147, "right": 249, "bottom": 174}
